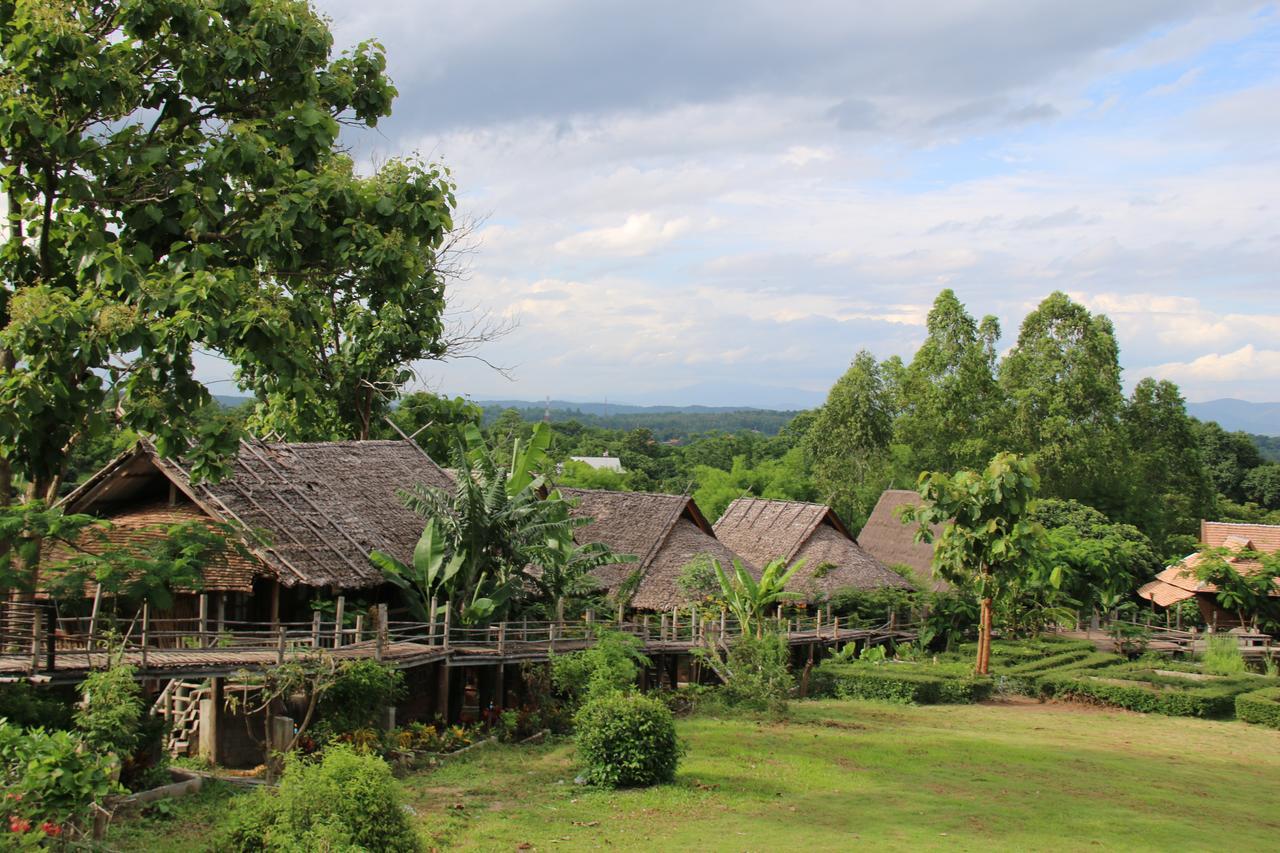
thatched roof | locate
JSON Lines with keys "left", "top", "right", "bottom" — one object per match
{"left": 560, "top": 488, "right": 754, "bottom": 611}
{"left": 43, "top": 501, "right": 263, "bottom": 594}
{"left": 1138, "top": 520, "right": 1280, "bottom": 607}
{"left": 62, "top": 439, "right": 453, "bottom": 590}
{"left": 856, "top": 489, "right": 947, "bottom": 592}
{"left": 714, "top": 498, "right": 913, "bottom": 600}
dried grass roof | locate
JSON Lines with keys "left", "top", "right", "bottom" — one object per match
{"left": 714, "top": 498, "right": 914, "bottom": 600}
{"left": 63, "top": 438, "right": 453, "bottom": 590}
{"left": 43, "top": 501, "right": 263, "bottom": 594}
{"left": 560, "top": 488, "right": 755, "bottom": 610}
{"left": 1138, "top": 520, "right": 1280, "bottom": 606}
{"left": 855, "top": 489, "right": 947, "bottom": 592}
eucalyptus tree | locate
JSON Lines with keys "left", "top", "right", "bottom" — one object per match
{"left": 901, "top": 453, "right": 1044, "bottom": 674}
{"left": 998, "top": 293, "right": 1125, "bottom": 514}
{"left": 0, "top": 1, "right": 453, "bottom": 593}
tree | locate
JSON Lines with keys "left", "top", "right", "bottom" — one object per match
{"left": 1032, "top": 498, "right": 1156, "bottom": 619}
{"left": 999, "top": 293, "right": 1125, "bottom": 513}
{"left": 804, "top": 350, "right": 896, "bottom": 528}
{"left": 1243, "top": 464, "right": 1280, "bottom": 510}
{"left": 0, "top": 1, "right": 442, "bottom": 593}
{"left": 386, "top": 391, "right": 483, "bottom": 462}
{"left": 712, "top": 556, "right": 805, "bottom": 638}
{"left": 1193, "top": 420, "right": 1264, "bottom": 501}
{"left": 1120, "top": 379, "right": 1215, "bottom": 554}
{"left": 1194, "top": 547, "right": 1280, "bottom": 631}
{"left": 895, "top": 290, "right": 1002, "bottom": 474}
{"left": 901, "top": 453, "right": 1044, "bottom": 674}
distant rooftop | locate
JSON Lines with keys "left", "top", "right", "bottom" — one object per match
{"left": 570, "top": 455, "right": 624, "bottom": 472}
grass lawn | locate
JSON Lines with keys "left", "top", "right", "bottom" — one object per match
{"left": 108, "top": 698, "right": 1280, "bottom": 852}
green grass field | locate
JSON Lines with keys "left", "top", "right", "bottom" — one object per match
{"left": 108, "top": 698, "right": 1280, "bottom": 852}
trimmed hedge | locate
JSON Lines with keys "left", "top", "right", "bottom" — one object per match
{"left": 1236, "top": 687, "right": 1280, "bottom": 729}
{"left": 1039, "top": 671, "right": 1255, "bottom": 718}
{"left": 813, "top": 663, "right": 992, "bottom": 705}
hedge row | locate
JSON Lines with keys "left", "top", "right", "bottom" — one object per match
{"left": 1000, "top": 652, "right": 1124, "bottom": 697}
{"left": 812, "top": 663, "right": 993, "bottom": 705}
{"left": 1236, "top": 687, "right": 1280, "bottom": 729}
{"left": 1039, "top": 673, "right": 1247, "bottom": 718}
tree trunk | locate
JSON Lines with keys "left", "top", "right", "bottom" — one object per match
{"left": 976, "top": 597, "right": 993, "bottom": 675}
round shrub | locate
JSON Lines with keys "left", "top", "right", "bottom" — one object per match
{"left": 216, "top": 746, "right": 420, "bottom": 852}
{"left": 574, "top": 693, "right": 680, "bottom": 788}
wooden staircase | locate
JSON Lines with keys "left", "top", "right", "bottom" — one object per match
{"left": 153, "top": 679, "right": 210, "bottom": 756}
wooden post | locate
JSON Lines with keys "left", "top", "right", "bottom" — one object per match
{"left": 498, "top": 622, "right": 507, "bottom": 656}
{"left": 140, "top": 602, "right": 149, "bottom": 670}
{"left": 270, "top": 580, "right": 280, "bottom": 631}
{"left": 216, "top": 593, "right": 226, "bottom": 639}
{"left": 311, "top": 611, "right": 321, "bottom": 647}
{"left": 660, "top": 613, "right": 669, "bottom": 642}
{"left": 643, "top": 614, "right": 650, "bottom": 640}
{"left": 45, "top": 605, "right": 55, "bottom": 673}
{"left": 354, "top": 614, "right": 364, "bottom": 644}
{"left": 29, "top": 607, "right": 41, "bottom": 674}
{"left": 671, "top": 607, "right": 679, "bottom": 640}
{"left": 276, "top": 624, "right": 286, "bottom": 664}
{"left": 199, "top": 677, "right": 222, "bottom": 765}
{"left": 87, "top": 584, "right": 102, "bottom": 650}
{"left": 198, "top": 594, "right": 209, "bottom": 649}
{"left": 442, "top": 608, "right": 451, "bottom": 652}
{"left": 375, "top": 604, "right": 388, "bottom": 661}
{"left": 435, "top": 663, "right": 450, "bottom": 720}
{"left": 333, "top": 596, "right": 346, "bottom": 647}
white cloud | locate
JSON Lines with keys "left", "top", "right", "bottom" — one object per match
{"left": 554, "top": 214, "right": 694, "bottom": 257}
{"left": 1146, "top": 345, "right": 1280, "bottom": 382}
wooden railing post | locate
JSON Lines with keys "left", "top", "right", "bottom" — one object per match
{"left": 277, "top": 625, "right": 287, "bottom": 664}
{"left": 140, "top": 602, "right": 149, "bottom": 670}
{"left": 29, "top": 607, "right": 42, "bottom": 674}
{"left": 441, "top": 608, "right": 451, "bottom": 652}
{"left": 45, "top": 604, "right": 55, "bottom": 673}
{"left": 311, "top": 611, "right": 322, "bottom": 648}
{"left": 333, "top": 595, "right": 346, "bottom": 648}
{"left": 198, "top": 593, "right": 209, "bottom": 649}
{"left": 498, "top": 622, "right": 507, "bottom": 656}
{"left": 354, "top": 614, "right": 364, "bottom": 644}
{"left": 374, "top": 604, "right": 386, "bottom": 662}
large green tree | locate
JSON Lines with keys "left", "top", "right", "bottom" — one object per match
{"left": 0, "top": 0, "right": 450, "bottom": 592}
{"left": 803, "top": 350, "right": 896, "bottom": 528}
{"left": 999, "top": 292, "right": 1125, "bottom": 514}
{"left": 1120, "top": 379, "right": 1214, "bottom": 554}
{"left": 895, "top": 289, "right": 1002, "bottom": 474}
{"left": 901, "top": 453, "right": 1044, "bottom": 674}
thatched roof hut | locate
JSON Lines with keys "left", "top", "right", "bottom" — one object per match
{"left": 559, "top": 488, "right": 753, "bottom": 611}
{"left": 60, "top": 438, "right": 453, "bottom": 591}
{"left": 856, "top": 489, "right": 946, "bottom": 592}
{"left": 713, "top": 498, "right": 913, "bottom": 601}
{"left": 1138, "top": 521, "right": 1280, "bottom": 623}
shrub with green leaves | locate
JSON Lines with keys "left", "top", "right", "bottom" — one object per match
{"left": 574, "top": 693, "right": 680, "bottom": 788}
{"left": 75, "top": 664, "right": 143, "bottom": 757}
{"left": 315, "top": 660, "right": 406, "bottom": 736}
{"left": 1236, "top": 687, "right": 1280, "bottom": 729}
{"left": 1202, "top": 634, "right": 1248, "bottom": 676}
{"left": 1039, "top": 668, "right": 1261, "bottom": 718}
{"left": 551, "top": 630, "right": 648, "bottom": 706}
{"left": 717, "top": 633, "right": 794, "bottom": 714}
{"left": 0, "top": 721, "right": 119, "bottom": 835}
{"left": 216, "top": 746, "right": 420, "bottom": 852}
{"left": 811, "top": 662, "right": 992, "bottom": 704}
{"left": 0, "top": 683, "right": 73, "bottom": 730}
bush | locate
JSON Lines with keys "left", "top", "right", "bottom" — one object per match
{"left": 0, "top": 720, "right": 119, "bottom": 837}
{"left": 551, "top": 630, "right": 648, "bottom": 706}
{"left": 811, "top": 662, "right": 992, "bottom": 705}
{"left": 0, "top": 683, "right": 73, "bottom": 730}
{"left": 216, "top": 746, "right": 420, "bottom": 852}
{"left": 1040, "top": 670, "right": 1255, "bottom": 718}
{"left": 75, "top": 664, "right": 144, "bottom": 757}
{"left": 1202, "top": 634, "right": 1248, "bottom": 676}
{"left": 717, "top": 633, "right": 793, "bottom": 714}
{"left": 1236, "top": 687, "right": 1280, "bottom": 728}
{"left": 574, "top": 693, "right": 680, "bottom": 788}
{"left": 315, "top": 660, "right": 405, "bottom": 736}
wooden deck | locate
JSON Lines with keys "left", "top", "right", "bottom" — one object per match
{"left": 0, "top": 605, "right": 915, "bottom": 683}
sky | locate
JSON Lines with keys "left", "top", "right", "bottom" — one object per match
{"left": 250, "top": 0, "right": 1280, "bottom": 408}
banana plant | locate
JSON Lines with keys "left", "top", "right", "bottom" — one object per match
{"left": 713, "top": 556, "right": 806, "bottom": 638}
{"left": 370, "top": 519, "right": 463, "bottom": 622}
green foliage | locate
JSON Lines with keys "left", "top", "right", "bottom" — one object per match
{"left": 827, "top": 586, "right": 917, "bottom": 625}
{"left": 0, "top": 720, "right": 119, "bottom": 832}
{"left": 315, "top": 661, "right": 406, "bottom": 737}
{"left": 550, "top": 630, "right": 648, "bottom": 706}
{"left": 1038, "top": 670, "right": 1256, "bottom": 718}
{"left": 573, "top": 693, "right": 680, "bottom": 788}
{"left": 371, "top": 518, "right": 463, "bottom": 621}
{"left": 712, "top": 556, "right": 805, "bottom": 637}
{"left": 1193, "top": 546, "right": 1280, "bottom": 630}
{"left": 1235, "top": 687, "right": 1280, "bottom": 729}
{"left": 691, "top": 447, "right": 816, "bottom": 522}
{"left": 1033, "top": 498, "right": 1159, "bottom": 616}
{"left": 716, "top": 633, "right": 794, "bottom": 714}
{"left": 75, "top": 664, "right": 143, "bottom": 757}
{"left": 387, "top": 393, "right": 483, "bottom": 462}
{"left": 0, "top": 683, "right": 72, "bottom": 731}
{"left": 217, "top": 747, "right": 419, "bottom": 852}
{"left": 803, "top": 350, "right": 896, "bottom": 528}
{"left": 1202, "top": 634, "right": 1248, "bottom": 676}
{"left": 676, "top": 555, "right": 721, "bottom": 604}
{"left": 812, "top": 662, "right": 993, "bottom": 704}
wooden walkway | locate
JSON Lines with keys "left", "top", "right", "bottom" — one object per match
{"left": 0, "top": 606, "right": 914, "bottom": 683}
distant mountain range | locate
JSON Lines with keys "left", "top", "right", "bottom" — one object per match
{"left": 217, "top": 393, "right": 1280, "bottom": 436}
{"left": 1186, "top": 399, "right": 1280, "bottom": 436}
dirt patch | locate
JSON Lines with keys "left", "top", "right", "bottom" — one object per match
{"left": 980, "top": 695, "right": 1139, "bottom": 717}
{"left": 814, "top": 718, "right": 869, "bottom": 731}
